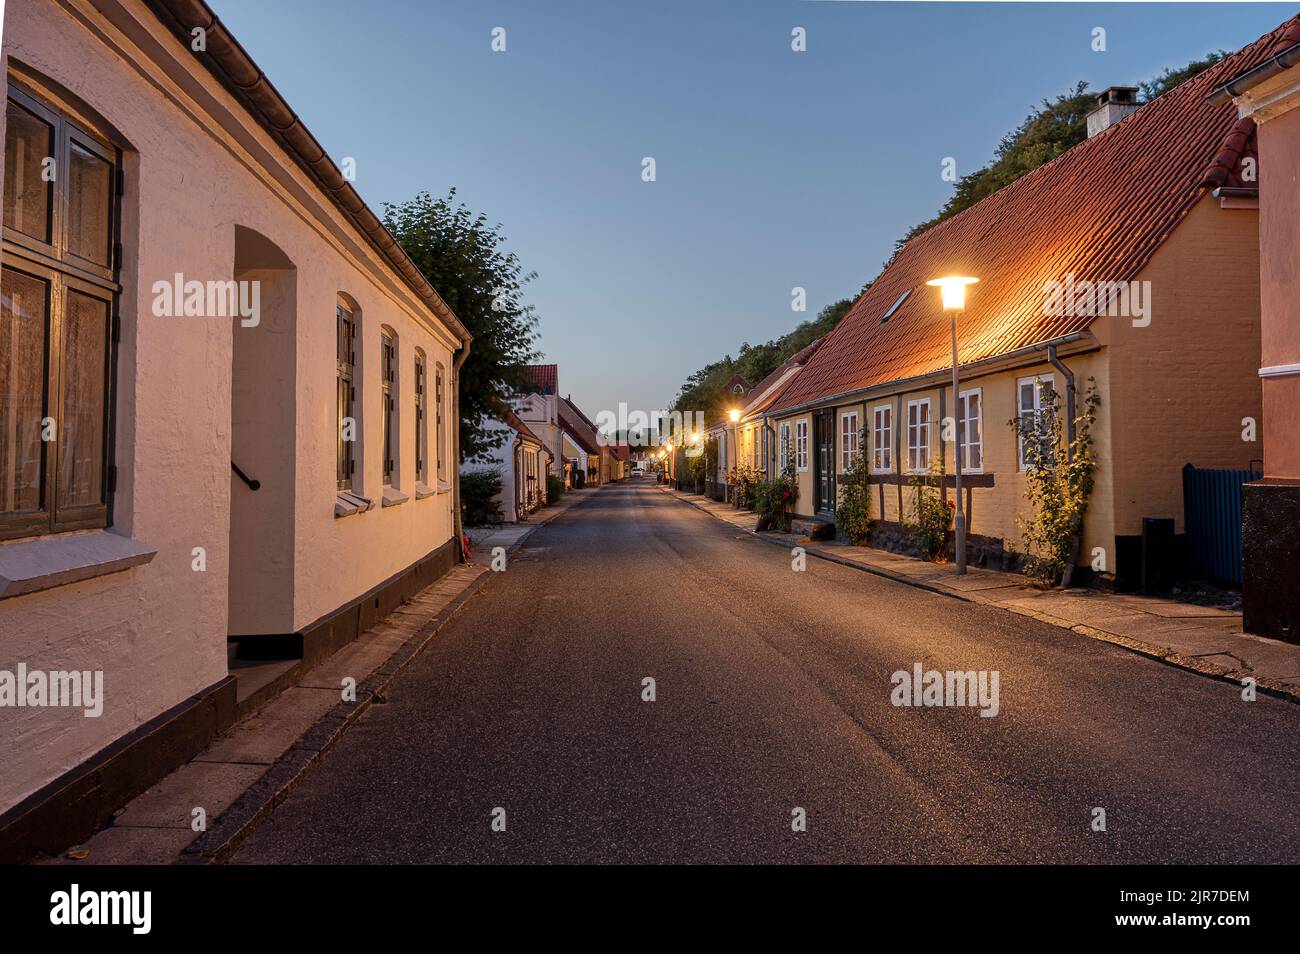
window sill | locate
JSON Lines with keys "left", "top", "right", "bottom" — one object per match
{"left": 335, "top": 491, "right": 373, "bottom": 519}
{"left": 414, "top": 483, "right": 436, "bottom": 500}
{"left": 437, "top": 480, "right": 452, "bottom": 494}
{"left": 0, "top": 530, "right": 157, "bottom": 600}
{"left": 381, "top": 487, "right": 410, "bottom": 508}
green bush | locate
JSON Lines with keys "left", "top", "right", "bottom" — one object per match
{"left": 728, "top": 461, "right": 763, "bottom": 510}
{"left": 546, "top": 473, "right": 565, "bottom": 504}
{"left": 572, "top": 469, "right": 586, "bottom": 489}
{"left": 754, "top": 470, "right": 798, "bottom": 532}
{"left": 460, "top": 470, "right": 503, "bottom": 526}
{"left": 903, "top": 467, "right": 953, "bottom": 561}
{"left": 835, "top": 433, "right": 872, "bottom": 544}
{"left": 1009, "top": 378, "right": 1101, "bottom": 587}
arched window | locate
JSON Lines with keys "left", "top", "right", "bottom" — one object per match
{"left": 2, "top": 81, "right": 121, "bottom": 539}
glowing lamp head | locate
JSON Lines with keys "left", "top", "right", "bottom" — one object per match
{"left": 728, "top": 409, "right": 741, "bottom": 423}
{"left": 690, "top": 431, "right": 701, "bottom": 444}
{"left": 926, "top": 275, "right": 979, "bottom": 311}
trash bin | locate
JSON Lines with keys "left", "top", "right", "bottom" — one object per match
{"left": 1140, "top": 516, "right": 1175, "bottom": 594}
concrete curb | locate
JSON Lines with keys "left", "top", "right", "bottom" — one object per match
{"left": 660, "top": 487, "right": 1300, "bottom": 707}
{"left": 181, "top": 487, "right": 601, "bottom": 864}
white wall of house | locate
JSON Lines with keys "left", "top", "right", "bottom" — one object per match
{"left": 0, "top": 1, "right": 462, "bottom": 811}
{"left": 463, "top": 419, "right": 515, "bottom": 522}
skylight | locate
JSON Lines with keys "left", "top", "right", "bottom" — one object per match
{"left": 881, "top": 289, "right": 912, "bottom": 323}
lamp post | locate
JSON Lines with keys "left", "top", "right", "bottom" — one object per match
{"left": 925, "top": 275, "right": 978, "bottom": 576}
{"left": 727, "top": 408, "right": 741, "bottom": 506}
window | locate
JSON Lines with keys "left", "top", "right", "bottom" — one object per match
{"left": 907, "top": 398, "right": 931, "bottom": 472}
{"left": 414, "top": 351, "right": 428, "bottom": 483}
{"left": 958, "top": 388, "right": 983, "bottom": 473}
{"left": 779, "top": 421, "right": 791, "bottom": 473}
{"left": 336, "top": 304, "right": 356, "bottom": 490}
{"left": 795, "top": 419, "right": 808, "bottom": 472}
{"left": 380, "top": 330, "right": 396, "bottom": 485}
{"left": 1, "top": 86, "right": 119, "bottom": 540}
{"left": 871, "top": 404, "right": 893, "bottom": 473}
{"left": 435, "top": 363, "right": 446, "bottom": 483}
{"left": 1017, "top": 374, "right": 1054, "bottom": 470}
{"left": 840, "top": 410, "right": 859, "bottom": 471}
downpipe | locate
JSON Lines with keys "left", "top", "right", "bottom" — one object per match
{"left": 452, "top": 339, "right": 472, "bottom": 563}
{"left": 1044, "top": 343, "right": 1080, "bottom": 587}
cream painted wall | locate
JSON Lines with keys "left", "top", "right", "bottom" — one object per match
{"left": 769, "top": 348, "right": 1114, "bottom": 565}
{"left": 0, "top": 1, "right": 460, "bottom": 810}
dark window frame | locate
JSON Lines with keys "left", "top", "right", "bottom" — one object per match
{"left": 380, "top": 330, "right": 396, "bottom": 485}
{"left": 336, "top": 304, "right": 356, "bottom": 490}
{"left": 1, "top": 83, "right": 119, "bottom": 542}
{"left": 414, "top": 351, "right": 427, "bottom": 481}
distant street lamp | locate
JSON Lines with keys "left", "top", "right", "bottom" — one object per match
{"left": 925, "top": 275, "right": 979, "bottom": 576}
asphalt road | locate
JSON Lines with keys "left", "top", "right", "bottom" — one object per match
{"left": 230, "top": 479, "right": 1300, "bottom": 863}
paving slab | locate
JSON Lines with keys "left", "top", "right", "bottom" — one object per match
{"left": 195, "top": 687, "right": 340, "bottom": 765}
{"left": 114, "top": 761, "right": 268, "bottom": 829}
{"left": 44, "top": 826, "right": 197, "bottom": 866}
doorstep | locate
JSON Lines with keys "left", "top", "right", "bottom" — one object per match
{"left": 659, "top": 485, "right": 1300, "bottom": 704}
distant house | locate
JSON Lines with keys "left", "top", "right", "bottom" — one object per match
{"left": 704, "top": 339, "right": 823, "bottom": 499}
{"left": 558, "top": 395, "right": 602, "bottom": 486}
{"left": 764, "top": 26, "right": 1285, "bottom": 585}
{"left": 514, "top": 364, "right": 565, "bottom": 480}
{"left": 463, "top": 409, "right": 552, "bottom": 522}
{"left": 1209, "top": 14, "right": 1300, "bottom": 641}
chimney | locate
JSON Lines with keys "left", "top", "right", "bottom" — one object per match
{"left": 1086, "top": 86, "right": 1140, "bottom": 137}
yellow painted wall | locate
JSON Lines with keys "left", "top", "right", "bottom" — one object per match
{"left": 1108, "top": 195, "right": 1261, "bottom": 535}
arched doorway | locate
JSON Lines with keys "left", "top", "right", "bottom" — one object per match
{"left": 228, "top": 226, "right": 296, "bottom": 639}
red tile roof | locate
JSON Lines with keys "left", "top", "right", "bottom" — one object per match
{"left": 1200, "top": 117, "right": 1258, "bottom": 190}
{"left": 520, "top": 364, "right": 558, "bottom": 395}
{"left": 771, "top": 16, "right": 1295, "bottom": 414}
{"left": 745, "top": 337, "right": 825, "bottom": 417}
{"left": 558, "top": 398, "right": 601, "bottom": 455}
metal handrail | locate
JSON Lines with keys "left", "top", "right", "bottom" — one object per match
{"left": 231, "top": 461, "right": 260, "bottom": 491}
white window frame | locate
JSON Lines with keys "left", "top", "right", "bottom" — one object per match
{"left": 958, "top": 387, "right": 983, "bottom": 474}
{"left": 795, "top": 419, "right": 809, "bottom": 472}
{"left": 1016, "top": 374, "right": 1054, "bottom": 471}
{"left": 906, "top": 398, "right": 931, "bottom": 473}
{"left": 871, "top": 404, "right": 893, "bottom": 474}
{"left": 840, "top": 410, "right": 859, "bottom": 472}
{"left": 779, "top": 421, "right": 791, "bottom": 472}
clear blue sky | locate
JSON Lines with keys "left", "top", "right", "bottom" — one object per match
{"left": 210, "top": 0, "right": 1289, "bottom": 421}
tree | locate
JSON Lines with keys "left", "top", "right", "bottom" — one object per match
{"left": 890, "top": 53, "right": 1228, "bottom": 266}
{"left": 1139, "top": 51, "right": 1225, "bottom": 101}
{"left": 671, "top": 296, "right": 856, "bottom": 423}
{"left": 384, "top": 189, "right": 541, "bottom": 463}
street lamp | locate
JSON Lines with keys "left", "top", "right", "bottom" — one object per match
{"left": 925, "top": 275, "right": 978, "bottom": 576}
{"left": 726, "top": 408, "right": 741, "bottom": 506}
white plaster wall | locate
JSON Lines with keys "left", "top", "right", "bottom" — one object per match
{"left": 463, "top": 419, "right": 515, "bottom": 523}
{"left": 0, "top": 0, "right": 459, "bottom": 809}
